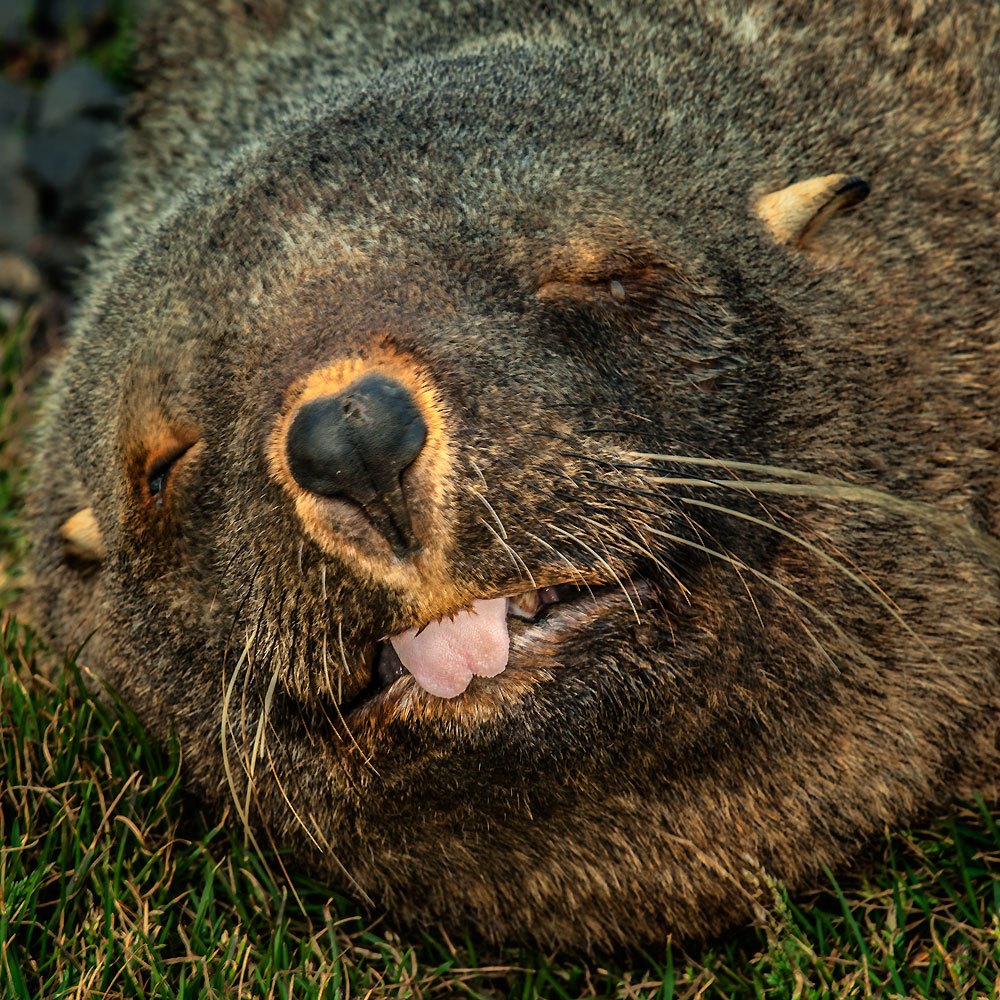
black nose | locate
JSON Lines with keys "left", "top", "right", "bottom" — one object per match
{"left": 285, "top": 373, "right": 427, "bottom": 555}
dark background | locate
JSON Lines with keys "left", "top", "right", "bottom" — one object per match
{"left": 1, "top": 0, "right": 133, "bottom": 341}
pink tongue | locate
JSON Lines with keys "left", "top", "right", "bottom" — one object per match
{"left": 389, "top": 597, "right": 510, "bottom": 698}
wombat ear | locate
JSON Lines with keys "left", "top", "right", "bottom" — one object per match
{"left": 60, "top": 508, "right": 105, "bottom": 562}
{"left": 756, "top": 174, "right": 870, "bottom": 247}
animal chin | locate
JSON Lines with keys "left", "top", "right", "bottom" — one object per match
{"left": 338, "top": 581, "right": 631, "bottom": 717}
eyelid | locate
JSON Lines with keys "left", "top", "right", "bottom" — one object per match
{"left": 534, "top": 245, "right": 658, "bottom": 288}
{"left": 144, "top": 439, "right": 198, "bottom": 505}
{"left": 536, "top": 267, "right": 660, "bottom": 304}
{"left": 537, "top": 278, "right": 622, "bottom": 301}
{"left": 535, "top": 256, "right": 665, "bottom": 300}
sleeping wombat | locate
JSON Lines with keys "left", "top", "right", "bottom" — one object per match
{"left": 28, "top": 0, "right": 1000, "bottom": 948}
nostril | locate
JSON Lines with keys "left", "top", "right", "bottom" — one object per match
{"left": 342, "top": 396, "right": 367, "bottom": 421}
{"left": 285, "top": 373, "right": 428, "bottom": 555}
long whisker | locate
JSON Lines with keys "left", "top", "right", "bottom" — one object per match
{"left": 547, "top": 523, "right": 641, "bottom": 623}
{"left": 467, "top": 475, "right": 540, "bottom": 586}
{"left": 469, "top": 458, "right": 489, "bottom": 489}
{"left": 555, "top": 483, "right": 765, "bottom": 629}
{"left": 640, "top": 460, "right": 903, "bottom": 610}
{"left": 225, "top": 568, "right": 273, "bottom": 840}
{"left": 596, "top": 513, "right": 692, "bottom": 602}
{"left": 246, "top": 631, "right": 330, "bottom": 868}
{"left": 321, "top": 631, "right": 336, "bottom": 705}
{"left": 219, "top": 634, "right": 284, "bottom": 895}
{"left": 468, "top": 472, "right": 606, "bottom": 593}
{"left": 479, "top": 516, "right": 537, "bottom": 587}
{"left": 239, "top": 593, "right": 279, "bottom": 802}
{"left": 520, "top": 529, "right": 594, "bottom": 594}
{"left": 247, "top": 768, "right": 313, "bottom": 919}
{"left": 245, "top": 651, "right": 281, "bottom": 828}
{"left": 216, "top": 539, "right": 377, "bottom": 913}
{"left": 719, "top": 540, "right": 765, "bottom": 630}
{"left": 680, "top": 497, "right": 933, "bottom": 655}
{"left": 468, "top": 484, "right": 508, "bottom": 540}
{"left": 487, "top": 440, "right": 923, "bottom": 662}
{"left": 625, "top": 453, "right": 862, "bottom": 487}
{"left": 643, "top": 523, "right": 873, "bottom": 667}
{"left": 334, "top": 623, "right": 379, "bottom": 774}
{"left": 262, "top": 743, "right": 323, "bottom": 853}
{"left": 219, "top": 552, "right": 269, "bottom": 680}
{"left": 221, "top": 634, "right": 252, "bottom": 841}
{"left": 217, "top": 556, "right": 300, "bottom": 907}
{"left": 305, "top": 652, "right": 365, "bottom": 798}
{"left": 208, "top": 547, "right": 246, "bottom": 617}
{"left": 649, "top": 493, "right": 855, "bottom": 670}
{"left": 244, "top": 638, "right": 274, "bottom": 765}
{"left": 627, "top": 453, "right": 1000, "bottom": 564}
{"left": 255, "top": 611, "right": 370, "bottom": 863}
{"left": 491, "top": 468, "right": 685, "bottom": 603}
{"left": 538, "top": 477, "right": 696, "bottom": 600}
{"left": 558, "top": 468, "right": 910, "bottom": 633}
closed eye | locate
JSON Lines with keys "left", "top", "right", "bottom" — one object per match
{"left": 534, "top": 241, "right": 674, "bottom": 308}
{"left": 535, "top": 263, "right": 673, "bottom": 315}
{"left": 538, "top": 272, "right": 643, "bottom": 301}
{"left": 145, "top": 440, "right": 196, "bottom": 508}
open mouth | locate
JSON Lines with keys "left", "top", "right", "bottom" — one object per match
{"left": 339, "top": 582, "right": 621, "bottom": 717}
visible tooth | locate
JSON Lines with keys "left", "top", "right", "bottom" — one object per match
{"left": 507, "top": 589, "right": 541, "bottom": 619}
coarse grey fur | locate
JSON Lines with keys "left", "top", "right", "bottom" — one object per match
{"left": 28, "top": 0, "right": 1000, "bottom": 948}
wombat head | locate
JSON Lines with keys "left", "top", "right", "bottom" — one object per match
{"left": 28, "top": 2, "right": 1000, "bottom": 948}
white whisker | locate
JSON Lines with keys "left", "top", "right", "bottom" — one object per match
{"left": 479, "top": 517, "right": 537, "bottom": 587}
{"left": 549, "top": 523, "right": 641, "bottom": 624}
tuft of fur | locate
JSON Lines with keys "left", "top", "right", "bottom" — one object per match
{"left": 28, "top": 0, "right": 1000, "bottom": 949}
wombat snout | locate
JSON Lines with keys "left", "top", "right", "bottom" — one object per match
{"left": 285, "top": 373, "right": 427, "bottom": 556}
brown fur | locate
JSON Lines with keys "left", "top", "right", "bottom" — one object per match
{"left": 28, "top": 0, "right": 1000, "bottom": 949}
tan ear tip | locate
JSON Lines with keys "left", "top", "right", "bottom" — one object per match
{"left": 60, "top": 507, "right": 105, "bottom": 562}
{"left": 756, "top": 172, "right": 871, "bottom": 246}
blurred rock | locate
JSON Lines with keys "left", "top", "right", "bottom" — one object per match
{"left": 1, "top": 2, "right": 130, "bottom": 307}
{"left": 43, "top": 0, "right": 113, "bottom": 30}
{"left": 0, "top": 172, "right": 40, "bottom": 251}
{"left": 0, "top": 297, "right": 21, "bottom": 327}
{"left": 37, "top": 59, "right": 124, "bottom": 129}
{"left": 0, "top": 127, "right": 27, "bottom": 171}
{"left": 0, "top": 0, "right": 33, "bottom": 46}
{"left": 0, "top": 252, "right": 42, "bottom": 298}
{"left": 26, "top": 116, "right": 117, "bottom": 191}
{"left": 28, "top": 231, "right": 87, "bottom": 287}
{"left": 0, "top": 78, "right": 32, "bottom": 131}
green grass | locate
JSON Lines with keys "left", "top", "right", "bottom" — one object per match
{"left": 0, "top": 309, "right": 32, "bottom": 610}
{"left": 4, "top": 311, "right": 1000, "bottom": 998}
{"left": 3, "top": 0, "right": 135, "bottom": 87}
{"left": 6, "top": 6, "right": 1000, "bottom": 995}
{"left": 85, "top": 0, "right": 137, "bottom": 86}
